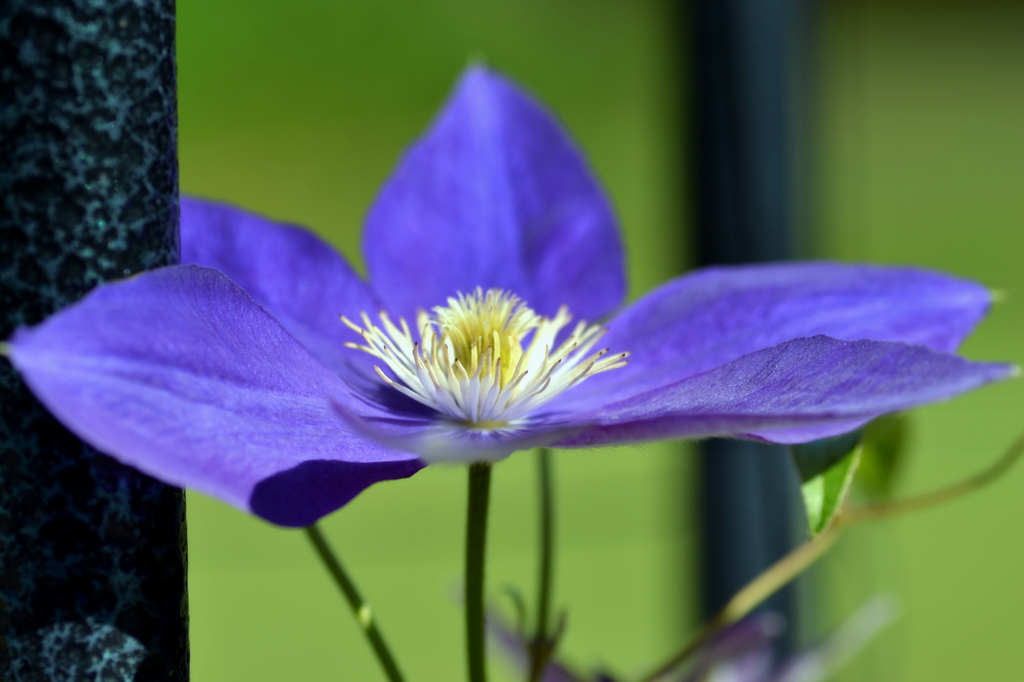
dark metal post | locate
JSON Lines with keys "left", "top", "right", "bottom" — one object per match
{"left": 0, "top": 1, "right": 188, "bottom": 679}
{"left": 689, "top": 0, "right": 816, "bottom": 644}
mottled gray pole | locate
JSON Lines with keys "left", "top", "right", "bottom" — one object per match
{"left": 688, "top": 0, "right": 816, "bottom": 646}
{"left": 0, "top": 1, "right": 188, "bottom": 680}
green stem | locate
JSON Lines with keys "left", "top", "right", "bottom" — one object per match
{"left": 466, "top": 462, "right": 493, "bottom": 682}
{"left": 304, "top": 525, "right": 406, "bottom": 682}
{"left": 636, "top": 527, "right": 841, "bottom": 682}
{"left": 527, "top": 449, "right": 556, "bottom": 682}
{"left": 637, "top": 427, "right": 1024, "bottom": 682}
{"left": 841, "top": 427, "right": 1024, "bottom": 525}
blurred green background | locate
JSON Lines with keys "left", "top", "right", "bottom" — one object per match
{"left": 176, "top": 0, "right": 1023, "bottom": 679}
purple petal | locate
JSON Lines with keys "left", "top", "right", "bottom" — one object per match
{"left": 741, "top": 420, "right": 875, "bottom": 445}
{"left": 707, "top": 650, "right": 776, "bottom": 682}
{"left": 180, "top": 196, "right": 380, "bottom": 381}
{"left": 557, "top": 262, "right": 996, "bottom": 412}
{"left": 487, "top": 612, "right": 588, "bottom": 682}
{"left": 6, "top": 265, "right": 422, "bottom": 527}
{"left": 554, "top": 336, "right": 1014, "bottom": 448}
{"left": 362, "top": 65, "right": 625, "bottom": 324}
{"left": 775, "top": 595, "right": 898, "bottom": 682}
{"left": 681, "top": 615, "right": 784, "bottom": 682}
{"left": 333, "top": 399, "right": 577, "bottom": 464}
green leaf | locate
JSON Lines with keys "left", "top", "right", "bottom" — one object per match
{"left": 791, "top": 429, "right": 865, "bottom": 483}
{"left": 801, "top": 446, "right": 863, "bottom": 536}
{"left": 857, "top": 413, "right": 909, "bottom": 498}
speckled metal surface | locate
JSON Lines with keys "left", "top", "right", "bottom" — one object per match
{"left": 0, "top": 0, "right": 188, "bottom": 680}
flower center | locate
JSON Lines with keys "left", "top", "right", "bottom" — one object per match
{"left": 343, "top": 288, "right": 628, "bottom": 428}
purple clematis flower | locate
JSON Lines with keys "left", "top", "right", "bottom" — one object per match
{"left": 4, "top": 66, "right": 1016, "bottom": 526}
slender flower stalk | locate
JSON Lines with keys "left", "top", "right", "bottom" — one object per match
{"left": 304, "top": 525, "right": 406, "bottom": 682}
{"left": 466, "top": 463, "right": 494, "bottom": 682}
{"left": 527, "top": 448, "right": 556, "bottom": 682}
{"left": 638, "top": 427, "right": 1024, "bottom": 682}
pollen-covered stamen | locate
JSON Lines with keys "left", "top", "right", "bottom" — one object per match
{"left": 342, "top": 287, "right": 629, "bottom": 428}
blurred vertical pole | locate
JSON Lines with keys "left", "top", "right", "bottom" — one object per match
{"left": 0, "top": 1, "right": 188, "bottom": 680}
{"left": 687, "top": 0, "right": 817, "bottom": 644}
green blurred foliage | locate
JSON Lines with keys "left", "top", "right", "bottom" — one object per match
{"left": 819, "top": 3, "right": 1024, "bottom": 682}
{"left": 792, "top": 430, "right": 865, "bottom": 483}
{"left": 177, "top": 0, "right": 1024, "bottom": 680}
{"left": 857, "top": 414, "right": 910, "bottom": 499}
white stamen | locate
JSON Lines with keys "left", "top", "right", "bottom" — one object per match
{"left": 342, "top": 288, "right": 629, "bottom": 429}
